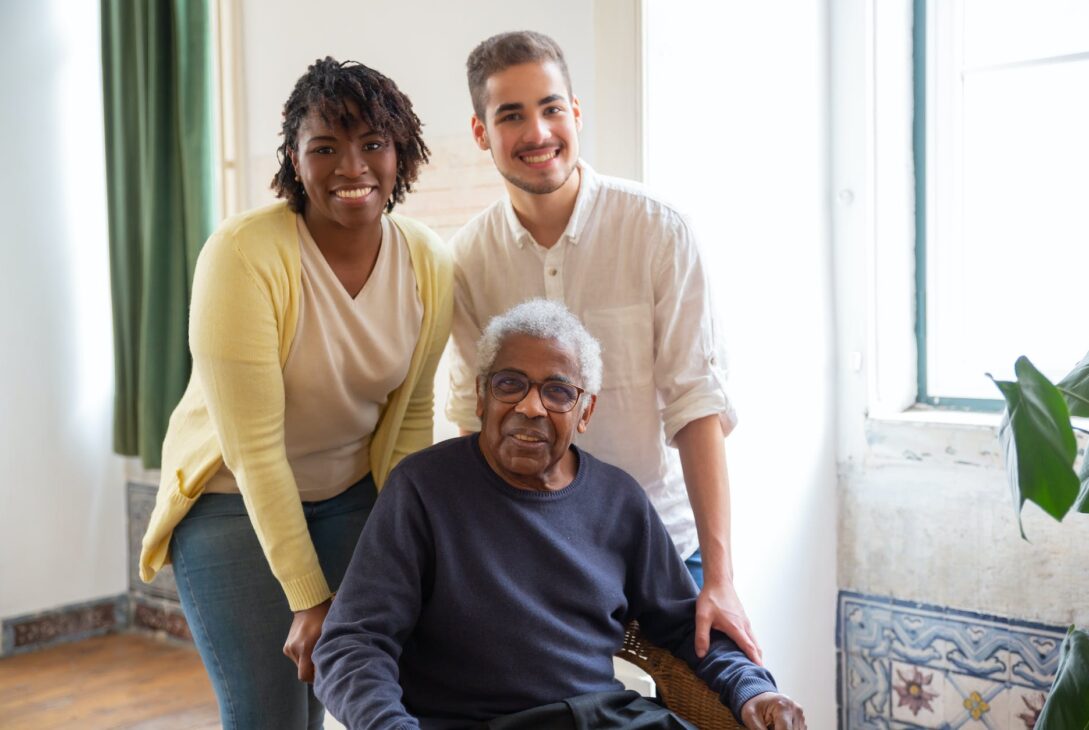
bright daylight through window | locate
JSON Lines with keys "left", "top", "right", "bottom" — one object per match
{"left": 920, "top": 0, "right": 1089, "bottom": 404}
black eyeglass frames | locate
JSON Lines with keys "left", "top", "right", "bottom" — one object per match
{"left": 485, "top": 370, "right": 586, "bottom": 413}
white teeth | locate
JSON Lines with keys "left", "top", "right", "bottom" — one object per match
{"left": 522, "top": 152, "right": 557, "bottom": 164}
{"left": 335, "top": 187, "right": 372, "bottom": 199}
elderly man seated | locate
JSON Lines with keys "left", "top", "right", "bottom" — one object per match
{"left": 313, "top": 300, "right": 806, "bottom": 730}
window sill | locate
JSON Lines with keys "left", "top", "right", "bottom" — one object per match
{"left": 863, "top": 406, "right": 1086, "bottom": 471}
{"left": 863, "top": 406, "right": 1003, "bottom": 470}
{"left": 871, "top": 404, "right": 1002, "bottom": 429}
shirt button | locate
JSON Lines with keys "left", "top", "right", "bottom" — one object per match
{"left": 548, "top": 268, "right": 558, "bottom": 276}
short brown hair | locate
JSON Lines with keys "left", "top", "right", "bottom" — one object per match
{"left": 466, "top": 31, "right": 572, "bottom": 120}
{"left": 271, "top": 57, "right": 430, "bottom": 213}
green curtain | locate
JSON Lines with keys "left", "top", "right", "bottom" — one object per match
{"left": 101, "top": 0, "right": 217, "bottom": 468}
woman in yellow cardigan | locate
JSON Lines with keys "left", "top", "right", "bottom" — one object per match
{"left": 139, "top": 57, "right": 451, "bottom": 729}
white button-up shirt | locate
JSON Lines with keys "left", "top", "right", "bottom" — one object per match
{"left": 447, "top": 162, "right": 735, "bottom": 558}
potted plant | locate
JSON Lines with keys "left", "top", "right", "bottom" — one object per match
{"left": 990, "top": 352, "right": 1089, "bottom": 728}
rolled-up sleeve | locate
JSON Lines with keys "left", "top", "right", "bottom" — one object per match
{"left": 651, "top": 214, "right": 738, "bottom": 445}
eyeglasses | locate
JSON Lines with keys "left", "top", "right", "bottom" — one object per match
{"left": 485, "top": 370, "right": 586, "bottom": 413}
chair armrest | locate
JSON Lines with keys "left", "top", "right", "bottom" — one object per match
{"left": 616, "top": 620, "right": 743, "bottom": 730}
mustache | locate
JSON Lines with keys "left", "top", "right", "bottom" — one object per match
{"left": 513, "top": 140, "right": 563, "bottom": 155}
{"left": 501, "top": 414, "right": 553, "bottom": 438}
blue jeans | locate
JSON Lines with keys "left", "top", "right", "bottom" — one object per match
{"left": 171, "top": 474, "right": 377, "bottom": 730}
{"left": 684, "top": 549, "right": 703, "bottom": 589}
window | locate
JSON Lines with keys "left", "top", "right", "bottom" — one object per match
{"left": 213, "top": 0, "right": 246, "bottom": 218}
{"left": 918, "top": 0, "right": 1089, "bottom": 405}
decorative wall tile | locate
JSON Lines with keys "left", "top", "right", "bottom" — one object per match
{"left": 131, "top": 596, "right": 191, "bottom": 642}
{"left": 837, "top": 591, "right": 1066, "bottom": 730}
{"left": 1007, "top": 687, "right": 1046, "bottom": 730}
{"left": 890, "top": 661, "right": 942, "bottom": 727}
{"left": 1, "top": 595, "right": 127, "bottom": 656}
{"left": 943, "top": 673, "right": 1003, "bottom": 728}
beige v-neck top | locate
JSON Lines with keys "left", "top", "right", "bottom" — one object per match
{"left": 205, "top": 215, "right": 423, "bottom": 501}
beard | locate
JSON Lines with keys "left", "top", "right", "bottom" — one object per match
{"left": 495, "top": 153, "right": 579, "bottom": 196}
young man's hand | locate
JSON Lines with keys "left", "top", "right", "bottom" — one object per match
{"left": 740, "top": 692, "right": 806, "bottom": 729}
{"left": 283, "top": 598, "right": 332, "bottom": 682}
{"left": 694, "top": 578, "right": 762, "bottom": 664}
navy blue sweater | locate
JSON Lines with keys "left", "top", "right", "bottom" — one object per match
{"left": 313, "top": 436, "right": 776, "bottom": 729}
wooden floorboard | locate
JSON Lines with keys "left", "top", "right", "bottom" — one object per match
{"left": 0, "top": 633, "right": 219, "bottom": 729}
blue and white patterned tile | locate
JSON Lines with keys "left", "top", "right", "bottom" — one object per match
{"left": 837, "top": 592, "right": 1066, "bottom": 730}
{"left": 889, "top": 660, "right": 943, "bottom": 728}
{"left": 1007, "top": 631, "right": 1061, "bottom": 690}
{"left": 841, "top": 650, "right": 892, "bottom": 728}
{"left": 941, "top": 672, "right": 1005, "bottom": 729}
{"left": 1005, "top": 685, "right": 1046, "bottom": 730}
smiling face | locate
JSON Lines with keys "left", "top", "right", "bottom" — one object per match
{"left": 289, "top": 101, "right": 397, "bottom": 237}
{"left": 476, "top": 333, "right": 595, "bottom": 491}
{"left": 471, "top": 61, "right": 582, "bottom": 197}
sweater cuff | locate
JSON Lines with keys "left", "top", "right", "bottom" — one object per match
{"left": 725, "top": 677, "right": 779, "bottom": 723}
{"left": 283, "top": 570, "right": 332, "bottom": 611}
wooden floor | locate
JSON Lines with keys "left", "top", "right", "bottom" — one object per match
{"left": 0, "top": 633, "right": 220, "bottom": 729}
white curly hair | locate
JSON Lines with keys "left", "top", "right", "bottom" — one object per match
{"left": 476, "top": 299, "right": 603, "bottom": 396}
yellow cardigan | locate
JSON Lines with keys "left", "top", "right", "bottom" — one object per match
{"left": 139, "top": 202, "right": 452, "bottom": 611}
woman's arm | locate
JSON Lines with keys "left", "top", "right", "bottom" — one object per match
{"left": 189, "top": 231, "right": 329, "bottom": 611}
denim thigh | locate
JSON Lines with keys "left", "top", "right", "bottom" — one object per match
{"left": 684, "top": 549, "right": 704, "bottom": 589}
{"left": 171, "top": 475, "right": 376, "bottom": 730}
{"left": 303, "top": 474, "right": 378, "bottom": 592}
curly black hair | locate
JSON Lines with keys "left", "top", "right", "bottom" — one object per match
{"left": 271, "top": 57, "right": 430, "bottom": 213}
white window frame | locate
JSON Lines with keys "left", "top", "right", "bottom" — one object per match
{"left": 917, "top": 0, "right": 1089, "bottom": 407}
{"left": 213, "top": 0, "right": 246, "bottom": 220}
{"left": 830, "top": 0, "right": 1008, "bottom": 466}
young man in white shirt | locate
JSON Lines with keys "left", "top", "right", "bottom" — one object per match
{"left": 446, "top": 30, "right": 761, "bottom": 663}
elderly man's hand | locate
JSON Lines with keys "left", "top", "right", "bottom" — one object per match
{"left": 694, "top": 577, "right": 762, "bottom": 664}
{"left": 740, "top": 692, "right": 806, "bottom": 729}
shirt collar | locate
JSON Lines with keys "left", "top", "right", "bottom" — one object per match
{"left": 502, "top": 160, "right": 599, "bottom": 249}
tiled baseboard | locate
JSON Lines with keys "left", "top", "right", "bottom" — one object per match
{"left": 1, "top": 594, "right": 194, "bottom": 657}
{"left": 837, "top": 590, "right": 1066, "bottom": 729}
{"left": 131, "top": 596, "right": 191, "bottom": 642}
{"left": 1, "top": 595, "right": 128, "bottom": 656}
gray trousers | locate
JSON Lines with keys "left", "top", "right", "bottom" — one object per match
{"left": 481, "top": 690, "right": 697, "bottom": 730}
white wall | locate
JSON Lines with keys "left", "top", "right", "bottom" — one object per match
{"left": 237, "top": 0, "right": 610, "bottom": 210}
{"left": 645, "top": 2, "right": 836, "bottom": 726}
{"left": 0, "top": 0, "right": 126, "bottom": 619}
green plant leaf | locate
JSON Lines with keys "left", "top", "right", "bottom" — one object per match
{"left": 1057, "top": 350, "right": 1089, "bottom": 418}
{"left": 989, "top": 356, "right": 1080, "bottom": 535}
{"left": 1036, "top": 627, "right": 1089, "bottom": 730}
{"left": 1076, "top": 453, "right": 1089, "bottom": 514}
{"left": 1056, "top": 350, "right": 1089, "bottom": 513}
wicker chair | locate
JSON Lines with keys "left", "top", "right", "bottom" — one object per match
{"left": 616, "top": 621, "right": 742, "bottom": 730}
